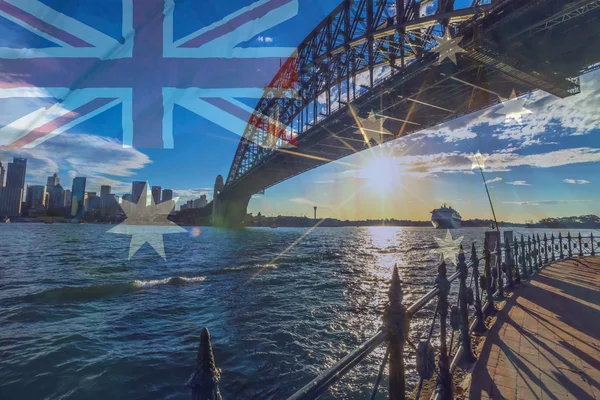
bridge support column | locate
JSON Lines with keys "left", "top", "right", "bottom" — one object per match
{"left": 212, "top": 195, "right": 251, "bottom": 227}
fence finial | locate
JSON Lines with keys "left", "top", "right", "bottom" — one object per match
{"left": 187, "top": 328, "right": 222, "bottom": 400}
{"left": 386, "top": 264, "right": 408, "bottom": 400}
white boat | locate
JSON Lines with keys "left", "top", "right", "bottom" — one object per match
{"left": 431, "top": 204, "right": 462, "bottom": 229}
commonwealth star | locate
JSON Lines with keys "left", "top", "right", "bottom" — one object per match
{"left": 355, "top": 110, "right": 393, "bottom": 145}
{"left": 430, "top": 229, "right": 464, "bottom": 265}
{"left": 497, "top": 90, "right": 532, "bottom": 124}
{"left": 108, "top": 183, "right": 186, "bottom": 260}
{"left": 467, "top": 150, "right": 490, "bottom": 171}
{"left": 432, "top": 31, "right": 466, "bottom": 65}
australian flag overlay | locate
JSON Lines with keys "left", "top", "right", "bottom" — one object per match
{"left": 0, "top": 0, "right": 299, "bottom": 149}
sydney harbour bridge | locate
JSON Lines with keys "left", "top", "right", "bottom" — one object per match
{"left": 195, "top": 0, "right": 600, "bottom": 226}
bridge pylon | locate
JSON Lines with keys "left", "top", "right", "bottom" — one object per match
{"left": 212, "top": 175, "right": 250, "bottom": 227}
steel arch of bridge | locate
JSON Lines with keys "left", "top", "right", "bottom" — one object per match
{"left": 225, "top": 0, "right": 492, "bottom": 188}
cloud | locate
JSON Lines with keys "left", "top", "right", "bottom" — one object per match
{"left": 389, "top": 147, "right": 600, "bottom": 177}
{"left": 315, "top": 180, "right": 335, "bottom": 184}
{"left": 503, "top": 200, "right": 593, "bottom": 206}
{"left": 0, "top": 132, "right": 152, "bottom": 193}
{"left": 410, "top": 70, "right": 600, "bottom": 146}
{"left": 485, "top": 177, "right": 502, "bottom": 184}
{"left": 172, "top": 188, "right": 213, "bottom": 205}
{"left": 506, "top": 181, "right": 531, "bottom": 186}
{"left": 563, "top": 179, "right": 590, "bottom": 184}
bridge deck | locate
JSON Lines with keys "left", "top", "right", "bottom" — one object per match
{"left": 468, "top": 257, "right": 600, "bottom": 400}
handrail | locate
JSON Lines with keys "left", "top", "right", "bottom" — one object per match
{"left": 287, "top": 330, "right": 388, "bottom": 400}
{"left": 408, "top": 270, "right": 461, "bottom": 316}
{"left": 189, "top": 230, "right": 598, "bottom": 400}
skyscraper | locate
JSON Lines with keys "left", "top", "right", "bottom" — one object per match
{"left": 100, "top": 185, "right": 112, "bottom": 215}
{"left": 162, "top": 189, "right": 173, "bottom": 202}
{"left": 49, "top": 184, "right": 65, "bottom": 209}
{"left": 131, "top": 181, "right": 146, "bottom": 204}
{"left": 46, "top": 173, "right": 59, "bottom": 191}
{"left": 6, "top": 157, "right": 26, "bottom": 189}
{"left": 71, "top": 177, "right": 87, "bottom": 217}
{"left": 26, "top": 185, "right": 46, "bottom": 209}
{"left": 63, "top": 189, "right": 71, "bottom": 207}
{"left": 0, "top": 161, "right": 5, "bottom": 187}
{"left": 0, "top": 188, "right": 23, "bottom": 217}
{"left": 1, "top": 158, "right": 27, "bottom": 217}
{"left": 151, "top": 186, "right": 161, "bottom": 204}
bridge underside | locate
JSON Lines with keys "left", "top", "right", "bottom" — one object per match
{"left": 218, "top": 0, "right": 600, "bottom": 225}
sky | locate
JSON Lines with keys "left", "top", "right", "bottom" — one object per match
{"left": 0, "top": 0, "right": 599, "bottom": 223}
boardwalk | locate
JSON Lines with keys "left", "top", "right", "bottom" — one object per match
{"left": 469, "top": 257, "right": 600, "bottom": 400}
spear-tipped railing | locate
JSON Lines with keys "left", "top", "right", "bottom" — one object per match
{"left": 189, "top": 230, "right": 598, "bottom": 399}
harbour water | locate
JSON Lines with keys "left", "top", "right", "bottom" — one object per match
{"left": 0, "top": 224, "right": 591, "bottom": 399}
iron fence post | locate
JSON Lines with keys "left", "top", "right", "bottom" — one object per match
{"left": 471, "top": 243, "right": 487, "bottom": 333}
{"left": 559, "top": 233, "right": 564, "bottom": 259}
{"left": 187, "top": 328, "right": 222, "bottom": 400}
{"left": 385, "top": 264, "right": 408, "bottom": 400}
{"left": 591, "top": 233, "right": 596, "bottom": 257}
{"left": 520, "top": 235, "right": 529, "bottom": 279}
{"left": 543, "top": 234, "right": 549, "bottom": 265}
{"left": 532, "top": 235, "right": 539, "bottom": 271}
{"left": 435, "top": 258, "right": 453, "bottom": 400}
{"left": 503, "top": 232, "right": 514, "bottom": 289}
{"left": 513, "top": 237, "right": 521, "bottom": 284}
{"left": 457, "top": 246, "right": 476, "bottom": 365}
{"left": 578, "top": 233, "right": 583, "bottom": 257}
{"left": 537, "top": 234, "right": 543, "bottom": 269}
{"left": 496, "top": 234, "right": 504, "bottom": 298}
{"left": 551, "top": 234, "right": 556, "bottom": 262}
{"left": 527, "top": 236, "right": 533, "bottom": 274}
{"left": 483, "top": 235, "right": 495, "bottom": 315}
{"left": 567, "top": 232, "right": 573, "bottom": 258}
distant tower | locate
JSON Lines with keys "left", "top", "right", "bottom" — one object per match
{"left": 314, "top": 206, "right": 317, "bottom": 220}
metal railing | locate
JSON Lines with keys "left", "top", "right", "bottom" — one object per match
{"left": 187, "top": 230, "right": 598, "bottom": 400}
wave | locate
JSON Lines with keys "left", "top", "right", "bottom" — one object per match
{"left": 221, "top": 264, "right": 278, "bottom": 273}
{"left": 25, "top": 276, "right": 206, "bottom": 302}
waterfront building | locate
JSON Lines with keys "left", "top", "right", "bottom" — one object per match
{"left": 63, "top": 189, "right": 71, "bottom": 207}
{"left": 71, "top": 177, "right": 87, "bottom": 217}
{"left": 0, "top": 187, "right": 23, "bottom": 217}
{"left": 85, "top": 192, "right": 101, "bottom": 212}
{"left": 131, "top": 181, "right": 146, "bottom": 204}
{"left": 26, "top": 185, "right": 46, "bottom": 209}
{"left": 162, "top": 189, "right": 173, "bottom": 202}
{"left": 100, "top": 185, "right": 112, "bottom": 215}
{"left": 49, "top": 184, "right": 65, "bottom": 209}
{"left": 152, "top": 186, "right": 161, "bottom": 204}
{"left": 46, "top": 173, "right": 59, "bottom": 191}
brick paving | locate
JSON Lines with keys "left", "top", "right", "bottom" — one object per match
{"left": 468, "top": 257, "right": 600, "bottom": 400}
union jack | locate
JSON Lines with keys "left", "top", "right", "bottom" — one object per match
{"left": 0, "top": 0, "right": 299, "bottom": 149}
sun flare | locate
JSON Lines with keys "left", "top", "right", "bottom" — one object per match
{"left": 360, "top": 153, "right": 404, "bottom": 195}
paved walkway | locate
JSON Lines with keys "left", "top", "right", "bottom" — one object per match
{"left": 469, "top": 257, "right": 600, "bottom": 400}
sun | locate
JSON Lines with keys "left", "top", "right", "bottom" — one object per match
{"left": 360, "top": 152, "right": 403, "bottom": 195}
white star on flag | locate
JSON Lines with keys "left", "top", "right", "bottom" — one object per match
{"left": 108, "top": 183, "right": 186, "bottom": 260}
{"left": 467, "top": 150, "right": 490, "bottom": 171}
{"left": 432, "top": 31, "right": 466, "bottom": 65}
{"left": 430, "top": 229, "right": 464, "bottom": 265}
{"left": 354, "top": 110, "right": 393, "bottom": 145}
{"left": 497, "top": 90, "right": 532, "bottom": 124}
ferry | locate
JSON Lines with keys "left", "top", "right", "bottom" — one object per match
{"left": 430, "top": 204, "right": 462, "bottom": 229}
